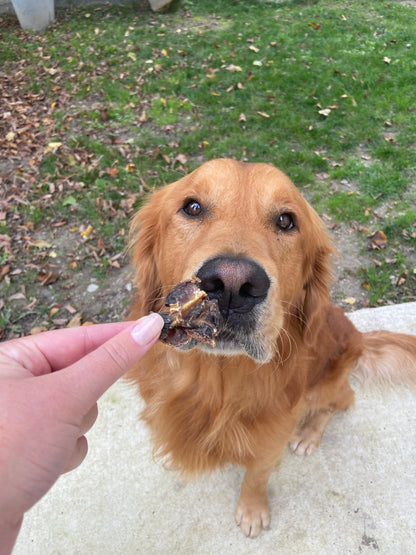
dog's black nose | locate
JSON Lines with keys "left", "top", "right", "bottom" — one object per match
{"left": 196, "top": 256, "right": 270, "bottom": 318}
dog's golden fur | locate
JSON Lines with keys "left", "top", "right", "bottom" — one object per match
{"left": 126, "top": 159, "right": 416, "bottom": 537}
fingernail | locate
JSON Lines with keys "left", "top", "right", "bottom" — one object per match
{"left": 131, "top": 313, "right": 164, "bottom": 346}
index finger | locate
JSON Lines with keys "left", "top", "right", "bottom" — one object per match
{"left": 1, "top": 322, "right": 136, "bottom": 375}
{"left": 51, "top": 313, "right": 164, "bottom": 413}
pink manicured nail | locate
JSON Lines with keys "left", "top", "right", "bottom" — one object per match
{"left": 131, "top": 313, "right": 164, "bottom": 346}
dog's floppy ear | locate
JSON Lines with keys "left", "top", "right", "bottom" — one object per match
{"left": 301, "top": 212, "right": 335, "bottom": 341}
{"left": 128, "top": 188, "right": 165, "bottom": 319}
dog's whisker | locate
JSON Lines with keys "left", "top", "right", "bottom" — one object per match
{"left": 280, "top": 300, "right": 309, "bottom": 329}
{"left": 279, "top": 327, "right": 296, "bottom": 365}
{"left": 268, "top": 322, "right": 298, "bottom": 369}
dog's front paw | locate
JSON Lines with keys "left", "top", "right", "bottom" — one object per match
{"left": 235, "top": 498, "right": 270, "bottom": 538}
{"left": 288, "top": 435, "right": 319, "bottom": 456}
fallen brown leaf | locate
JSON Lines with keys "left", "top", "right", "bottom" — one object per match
{"left": 28, "top": 239, "right": 52, "bottom": 249}
{"left": 49, "top": 307, "right": 60, "bottom": 318}
{"left": 397, "top": 274, "right": 406, "bottom": 286}
{"left": 308, "top": 22, "right": 322, "bottom": 30}
{"left": 369, "top": 230, "right": 387, "bottom": 250}
{"left": 318, "top": 108, "right": 331, "bottom": 117}
{"left": 9, "top": 292, "right": 26, "bottom": 301}
{"left": 67, "top": 313, "right": 82, "bottom": 328}
{"left": 52, "top": 318, "right": 69, "bottom": 326}
{"left": 37, "top": 270, "right": 60, "bottom": 286}
{"left": 30, "top": 326, "right": 48, "bottom": 335}
{"left": 80, "top": 225, "right": 93, "bottom": 239}
{"left": 226, "top": 64, "right": 242, "bottom": 72}
{"left": 106, "top": 167, "right": 119, "bottom": 177}
{"left": 174, "top": 153, "right": 187, "bottom": 165}
{"left": 0, "top": 264, "right": 10, "bottom": 281}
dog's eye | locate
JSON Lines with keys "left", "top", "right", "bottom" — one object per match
{"left": 276, "top": 213, "right": 296, "bottom": 232}
{"left": 182, "top": 199, "right": 202, "bottom": 217}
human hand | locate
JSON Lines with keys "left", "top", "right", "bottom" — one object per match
{"left": 0, "top": 313, "right": 164, "bottom": 554}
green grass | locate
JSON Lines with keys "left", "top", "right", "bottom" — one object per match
{"left": 0, "top": 0, "right": 415, "bottom": 323}
{"left": 360, "top": 252, "right": 414, "bottom": 306}
{"left": 384, "top": 209, "right": 416, "bottom": 240}
{"left": 5, "top": 1, "right": 416, "bottom": 174}
{"left": 327, "top": 191, "right": 375, "bottom": 224}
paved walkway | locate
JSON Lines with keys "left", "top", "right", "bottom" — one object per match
{"left": 14, "top": 302, "right": 416, "bottom": 554}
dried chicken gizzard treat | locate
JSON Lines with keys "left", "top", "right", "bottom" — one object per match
{"left": 158, "top": 277, "right": 221, "bottom": 348}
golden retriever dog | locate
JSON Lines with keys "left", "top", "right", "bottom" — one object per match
{"left": 126, "top": 158, "right": 416, "bottom": 538}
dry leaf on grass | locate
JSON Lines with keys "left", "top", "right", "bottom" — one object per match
{"left": 369, "top": 230, "right": 387, "bottom": 250}
{"left": 67, "top": 313, "right": 82, "bottom": 327}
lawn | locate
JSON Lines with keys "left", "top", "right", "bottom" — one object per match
{"left": 0, "top": 0, "right": 415, "bottom": 338}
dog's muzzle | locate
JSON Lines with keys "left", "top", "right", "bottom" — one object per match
{"left": 194, "top": 256, "right": 271, "bottom": 361}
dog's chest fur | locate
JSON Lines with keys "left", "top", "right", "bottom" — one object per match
{"left": 138, "top": 347, "right": 305, "bottom": 474}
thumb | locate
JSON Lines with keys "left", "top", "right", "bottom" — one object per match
{"left": 56, "top": 313, "right": 164, "bottom": 412}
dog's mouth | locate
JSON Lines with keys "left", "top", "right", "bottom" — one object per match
{"left": 195, "top": 255, "right": 272, "bottom": 361}
{"left": 157, "top": 256, "right": 274, "bottom": 363}
{"left": 158, "top": 255, "right": 274, "bottom": 362}
{"left": 169, "top": 310, "right": 271, "bottom": 363}
{"left": 205, "top": 308, "right": 272, "bottom": 363}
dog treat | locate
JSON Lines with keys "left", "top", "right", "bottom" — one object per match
{"left": 159, "top": 277, "right": 220, "bottom": 348}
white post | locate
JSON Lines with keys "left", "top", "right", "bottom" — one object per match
{"left": 11, "top": 0, "right": 54, "bottom": 31}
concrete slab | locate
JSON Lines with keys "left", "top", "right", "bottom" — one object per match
{"left": 14, "top": 303, "right": 416, "bottom": 554}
